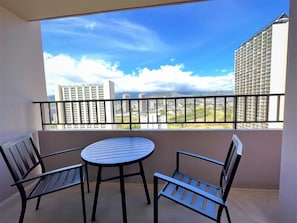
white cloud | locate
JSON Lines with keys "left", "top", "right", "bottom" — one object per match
{"left": 44, "top": 53, "right": 234, "bottom": 95}
{"left": 86, "top": 22, "right": 97, "bottom": 30}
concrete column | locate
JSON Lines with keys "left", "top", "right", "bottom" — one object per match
{"left": 279, "top": 0, "right": 297, "bottom": 222}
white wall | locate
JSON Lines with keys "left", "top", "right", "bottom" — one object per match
{"left": 0, "top": 6, "right": 47, "bottom": 200}
{"left": 279, "top": 1, "right": 297, "bottom": 222}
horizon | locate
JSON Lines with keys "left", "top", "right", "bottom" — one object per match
{"left": 41, "top": 0, "right": 290, "bottom": 96}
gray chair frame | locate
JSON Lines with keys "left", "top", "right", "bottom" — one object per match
{"left": 0, "top": 133, "right": 87, "bottom": 223}
{"left": 154, "top": 134, "right": 242, "bottom": 223}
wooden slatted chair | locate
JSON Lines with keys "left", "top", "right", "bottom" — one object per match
{"left": 153, "top": 134, "right": 242, "bottom": 223}
{"left": 0, "top": 133, "right": 87, "bottom": 223}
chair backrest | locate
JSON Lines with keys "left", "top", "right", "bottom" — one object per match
{"left": 220, "top": 134, "right": 242, "bottom": 201}
{"left": 0, "top": 134, "right": 45, "bottom": 186}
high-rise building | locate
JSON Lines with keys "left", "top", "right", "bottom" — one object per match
{"left": 234, "top": 13, "right": 288, "bottom": 128}
{"left": 55, "top": 80, "right": 115, "bottom": 129}
{"left": 122, "top": 93, "right": 130, "bottom": 113}
{"left": 138, "top": 93, "right": 147, "bottom": 113}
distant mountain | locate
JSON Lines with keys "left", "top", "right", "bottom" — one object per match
{"left": 48, "top": 95, "right": 55, "bottom": 101}
{"left": 115, "top": 91, "right": 234, "bottom": 99}
{"left": 48, "top": 91, "right": 234, "bottom": 100}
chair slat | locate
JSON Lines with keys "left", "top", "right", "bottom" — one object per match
{"left": 174, "top": 175, "right": 190, "bottom": 200}
{"left": 16, "top": 143, "right": 30, "bottom": 172}
{"left": 193, "top": 182, "right": 207, "bottom": 210}
{"left": 32, "top": 176, "right": 51, "bottom": 197}
{"left": 24, "top": 139, "right": 38, "bottom": 166}
{"left": 65, "top": 168, "right": 78, "bottom": 185}
{"left": 45, "top": 173, "right": 60, "bottom": 192}
{"left": 10, "top": 146, "right": 26, "bottom": 178}
{"left": 55, "top": 171, "right": 69, "bottom": 188}
{"left": 163, "top": 172, "right": 183, "bottom": 196}
{"left": 183, "top": 177, "right": 198, "bottom": 205}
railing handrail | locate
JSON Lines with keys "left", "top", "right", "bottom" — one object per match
{"left": 34, "top": 93, "right": 285, "bottom": 130}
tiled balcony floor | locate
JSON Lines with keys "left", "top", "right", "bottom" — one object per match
{"left": 0, "top": 182, "right": 278, "bottom": 223}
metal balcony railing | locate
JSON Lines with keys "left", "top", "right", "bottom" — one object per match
{"left": 34, "top": 93, "right": 285, "bottom": 130}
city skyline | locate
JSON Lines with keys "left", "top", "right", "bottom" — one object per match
{"left": 41, "top": 0, "right": 289, "bottom": 95}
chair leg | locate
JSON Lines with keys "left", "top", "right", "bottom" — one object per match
{"left": 84, "top": 162, "right": 90, "bottom": 193}
{"left": 139, "top": 161, "right": 151, "bottom": 204}
{"left": 80, "top": 168, "right": 87, "bottom": 223}
{"left": 35, "top": 196, "right": 41, "bottom": 210}
{"left": 19, "top": 198, "right": 27, "bottom": 223}
{"left": 225, "top": 207, "right": 232, "bottom": 223}
{"left": 91, "top": 166, "right": 102, "bottom": 221}
{"left": 153, "top": 176, "right": 158, "bottom": 223}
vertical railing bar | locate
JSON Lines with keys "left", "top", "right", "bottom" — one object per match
{"left": 88, "top": 100, "right": 90, "bottom": 124}
{"left": 234, "top": 95, "right": 238, "bottom": 129}
{"left": 244, "top": 96, "right": 247, "bottom": 122}
{"left": 79, "top": 101, "right": 82, "bottom": 124}
{"left": 146, "top": 100, "right": 152, "bottom": 124}
{"left": 174, "top": 98, "right": 177, "bottom": 123}
{"left": 184, "top": 98, "right": 187, "bottom": 123}
{"left": 165, "top": 98, "right": 168, "bottom": 123}
{"left": 255, "top": 95, "right": 259, "bottom": 122}
{"left": 66, "top": 101, "right": 70, "bottom": 124}
{"left": 224, "top": 97, "right": 227, "bottom": 122}
{"left": 203, "top": 98, "right": 206, "bottom": 123}
{"left": 156, "top": 98, "right": 159, "bottom": 124}
{"left": 55, "top": 102, "right": 60, "bottom": 125}
{"left": 129, "top": 99, "right": 132, "bottom": 130}
{"left": 48, "top": 102, "right": 52, "bottom": 125}
{"left": 121, "top": 99, "right": 124, "bottom": 123}
{"left": 277, "top": 95, "right": 281, "bottom": 121}
{"left": 103, "top": 100, "right": 107, "bottom": 124}
{"left": 39, "top": 103, "right": 45, "bottom": 129}
{"left": 95, "top": 100, "right": 99, "bottom": 124}
{"left": 214, "top": 97, "right": 217, "bottom": 122}
{"left": 114, "top": 100, "right": 117, "bottom": 125}
{"left": 194, "top": 98, "right": 197, "bottom": 122}
{"left": 265, "top": 95, "right": 269, "bottom": 122}
{"left": 137, "top": 99, "right": 140, "bottom": 124}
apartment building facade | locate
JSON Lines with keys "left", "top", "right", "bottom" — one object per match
{"left": 55, "top": 80, "right": 115, "bottom": 129}
{"left": 234, "top": 13, "right": 288, "bottom": 128}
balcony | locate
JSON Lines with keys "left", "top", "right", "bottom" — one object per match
{"left": 0, "top": 0, "right": 296, "bottom": 222}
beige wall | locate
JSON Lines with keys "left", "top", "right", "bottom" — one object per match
{"left": 0, "top": 6, "right": 47, "bottom": 201}
{"left": 37, "top": 130, "right": 282, "bottom": 188}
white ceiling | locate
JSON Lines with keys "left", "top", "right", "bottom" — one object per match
{"left": 0, "top": 0, "right": 205, "bottom": 21}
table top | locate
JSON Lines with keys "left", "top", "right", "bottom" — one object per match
{"left": 81, "top": 136, "right": 155, "bottom": 166}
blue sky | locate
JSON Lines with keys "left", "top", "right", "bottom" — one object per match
{"left": 41, "top": 0, "right": 290, "bottom": 95}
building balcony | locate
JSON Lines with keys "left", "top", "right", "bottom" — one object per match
{"left": 0, "top": 0, "right": 296, "bottom": 222}
{"left": 0, "top": 129, "right": 283, "bottom": 222}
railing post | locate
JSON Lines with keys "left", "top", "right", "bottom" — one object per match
{"left": 129, "top": 99, "right": 132, "bottom": 130}
{"left": 233, "top": 95, "right": 238, "bottom": 130}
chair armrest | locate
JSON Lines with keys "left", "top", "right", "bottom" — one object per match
{"left": 177, "top": 150, "right": 224, "bottom": 166}
{"left": 12, "top": 163, "right": 83, "bottom": 186}
{"left": 154, "top": 172, "right": 226, "bottom": 206}
{"left": 41, "top": 146, "right": 84, "bottom": 159}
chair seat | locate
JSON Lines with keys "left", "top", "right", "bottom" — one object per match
{"left": 159, "top": 171, "right": 222, "bottom": 220}
{"left": 29, "top": 167, "right": 83, "bottom": 199}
